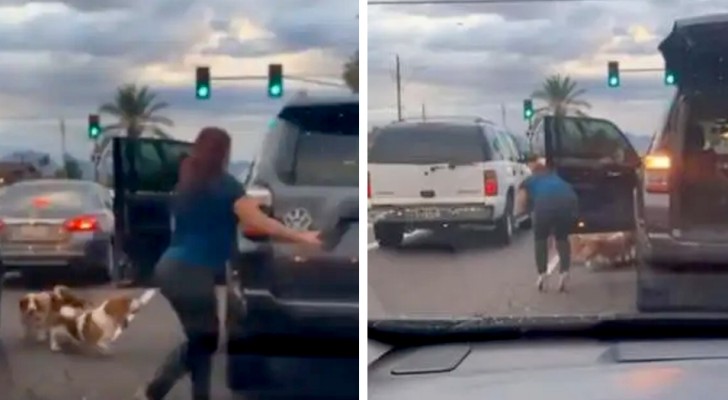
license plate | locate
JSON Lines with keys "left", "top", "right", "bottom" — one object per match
{"left": 410, "top": 207, "right": 441, "bottom": 220}
{"left": 15, "top": 225, "right": 53, "bottom": 240}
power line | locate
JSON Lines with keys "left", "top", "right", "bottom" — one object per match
{"left": 369, "top": 0, "right": 629, "bottom": 4}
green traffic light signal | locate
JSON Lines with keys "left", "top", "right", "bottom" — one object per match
{"left": 196, "top": 85, "right": 210, "bottom": 99}
{"left": 269, "top": 83, "right": 282, "bottom": 97}
{"left": 523, "top": 99, "right": 533, "bottom": 121}
{"left": 608, "top": 61, "right": 620, "bottom": 88}
{"left": 665, "top": 70, "right": 676, "bottom": 86}
{"left": 268, "top": 64, "right": 283, "bottom": 98}
{"left": 88, "top": 114, "right": 101, "bottom": 139}
{"left": 196, "top": 66, "right": 211, "bottom": 100}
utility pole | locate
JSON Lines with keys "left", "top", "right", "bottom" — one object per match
{"left": 59, "top": 118, "right": 67, "bottom": 161}
{"left": 421, "top": 103, "right": 426, "bottom": 121}
{"left": 396, "top": 54, "right": 403, "bottom": 121}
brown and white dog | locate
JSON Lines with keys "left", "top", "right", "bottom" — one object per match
{"left": 49, "top": 289, "right": 157, "bottom": 355}
{"left": 18, "top": 285, "right": 92, "bottom": 343}
{"left": 571, "top": 231, "right": 636, "bottom": 269}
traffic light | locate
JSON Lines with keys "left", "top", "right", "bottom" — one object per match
{"left": 523, "top": 99, "right": 534, "bottom": 120}
{"left": 607, "top": 61, "right": 620, "bottom": 88}
{"left": 88, "top": 114, "right": 101, "bottom": 139}
{"left": 268, "top": 63, "right": 283, "bottom": 98}
{"left": 196, "top": 66, "right": 211, "bottom": 99}
{"left": 664, "top": 68, "right": 677, "bottom": 86}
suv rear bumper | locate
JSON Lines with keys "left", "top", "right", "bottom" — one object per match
{"left": 641, "top": 231, "right": 728, "bottom": 264}
{"left": 225, "top": 253, "right": 357, "bottom": 398}
{"left": 371, "top": 204, "right": 496, "bottom": 229}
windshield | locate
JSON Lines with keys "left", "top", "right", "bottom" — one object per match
{"left": 0, "top": 182, "right": 101, "bottom": 217}
{"left": 367, "top": 2, "right": 728, "bottom": 330}
{"left": 281, "top": 103, "right": 358, "bottom": 186}
{"left": 369, "top": 124, "right": 488, "bottom": 165}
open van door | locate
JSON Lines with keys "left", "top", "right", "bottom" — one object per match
{"left": 543, "top": 116, "right": 641, "bottom": 234}
{"left": 111, "top": 137, "right": 192, "bottom": 284}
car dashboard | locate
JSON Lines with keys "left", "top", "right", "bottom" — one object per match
{"left": 369, "top": 338, "right": 728, "bottom": 399}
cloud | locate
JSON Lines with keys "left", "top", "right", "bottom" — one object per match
{"left": 0, "top": 0, "right": 358, "bottom": 161}
{"left": 368, "top": 0, "right": 728, "bottom": 136}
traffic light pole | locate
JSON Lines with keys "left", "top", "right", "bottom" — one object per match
{"left": 619, "top": 67, "right": 665, "bottom": 73}
{"left": 211, "top": 74, "right": 348, "bottom": 88}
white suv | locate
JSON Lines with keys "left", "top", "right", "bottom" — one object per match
{"left": 368, "top": 118, "right": 532, "bottom": 247}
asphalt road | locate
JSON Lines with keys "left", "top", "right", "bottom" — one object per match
{"left": 367, "top": 224, "right": 638, "bottom": 319}
{"left": 0, "top": 276, "right": 234, "bottom": 400}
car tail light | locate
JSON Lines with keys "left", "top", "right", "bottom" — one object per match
{"left": 484, "top": 170, "right": 498, "bottom": 196}
{"left": 64, "top": 215, "right": 100, "bottom": 232}
{"left": 644, "top": 153, "right": 671, "bottom": 193}
{"left": 368, "top": 172, "right": 371, "bottom": 199}
{"left": 242, "top": 186, "right": 274, "bottom": 241}
{"left": 0, "top": 219, "right": 4, "bottom": 232}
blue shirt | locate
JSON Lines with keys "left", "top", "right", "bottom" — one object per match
{"left": 521, "top": 171, "right": 578, "bottom": 213}
{"left": 161, "top": 173, "right": 245, "bottom": 270}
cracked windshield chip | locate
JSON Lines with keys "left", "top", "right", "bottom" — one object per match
{"left": 368, "top": 1, "right": 728, "bottom": 399}
{"left": 0, "top": 1, "right": 359, "bottom": 399}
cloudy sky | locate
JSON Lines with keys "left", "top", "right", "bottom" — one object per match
{"left": 0, "top": 0, "right": 358, "bottom": 162}
{"left": 369, "top": 0, "right": 728, "bottom": 138}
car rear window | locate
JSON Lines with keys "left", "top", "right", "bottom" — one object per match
{"left": 369, "top": 124, "right": 488, "bottom": 165}
{"left": 279, "top": 102, "right": 358, "bottom": 187}
{"left": 0, "top": 183, "right": 101, "bottom": 217}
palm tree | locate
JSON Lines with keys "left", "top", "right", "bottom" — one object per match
{"left": 529, "top": 74, "right": 591, "bottom": 139}
{"left": 343, "top": 50, "right": 359, "bottom": 94}
{"left": 92, "top": 84, "right": 174, "bottom": 160}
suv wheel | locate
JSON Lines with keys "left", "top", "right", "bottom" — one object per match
{"left": 494, "top": 194, "right": 515, "bottom": 245}
{"left": 374, "top": 223, "right": 404, "bottom": 248}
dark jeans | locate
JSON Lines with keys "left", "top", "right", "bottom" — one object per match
{"left": 145, "top": 259, "right": 219, "bottom": 400}
{"left": 533, "top": 205, "right": 577, "bottom": 275}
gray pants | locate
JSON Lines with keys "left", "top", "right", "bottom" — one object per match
{"left": 145, "top": 258, "right": 219, "bottom": 400}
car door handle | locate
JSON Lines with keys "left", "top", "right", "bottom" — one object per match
{"left": 606, "top": 171, "right": 622, "bottom": 177}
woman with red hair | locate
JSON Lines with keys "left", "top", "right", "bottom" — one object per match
{"left": 136, "top": 127, "right": 321, "bottom": 400}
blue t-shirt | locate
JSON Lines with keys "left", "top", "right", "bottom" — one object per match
{"left": 521, "top": 171, "right": 577, "bottom": 213}
{"left": 161, "top": 173, "right": 245, "bottom": 270}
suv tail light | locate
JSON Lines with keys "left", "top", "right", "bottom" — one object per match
{"left": 484, "top": 170, "right": 498, "bottom": 196}
{"left": 644, "top": 153, "right": 671, "bottom": 193}
{"left": 0, "top": 218, "right": 5, "bottom": 232}
{"left": 64, "top": 215, "right": 100, "bottom": 232}
{"left": 242, "top": 185, "right": 274, "bottom": 241}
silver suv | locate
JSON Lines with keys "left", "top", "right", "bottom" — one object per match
{"left": 225, "top": 93, "right": 359, "bottom": 399}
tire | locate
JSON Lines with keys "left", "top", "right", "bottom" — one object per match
{"left": 494, "top": 193, "right": 515, "bottom": 245}
{"left": 374, "top": 223, "right": 404, "bottom": 248}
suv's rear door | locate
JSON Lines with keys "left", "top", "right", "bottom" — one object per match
{"left": 369, "top": 124, "right": 492, "bottom": 205}
{"left": 543, "top": 116, "right": 641, "bottom": 234}
{"left": 112, "top": 137, "right": 192, "bottom": 283}
{"left": 237, "top": 101, "right": 359, "bottom": 321}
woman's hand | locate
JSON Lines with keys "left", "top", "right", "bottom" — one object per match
{"left": 294, "top": 230, "right": 323, "bottom": 247}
